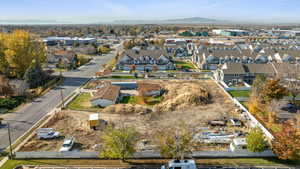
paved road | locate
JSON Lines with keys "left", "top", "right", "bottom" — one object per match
{"left": 0, "top": 53, "right": 113, "bottom": 150}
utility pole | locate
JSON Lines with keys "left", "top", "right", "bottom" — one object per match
{"left": 59, "top": 69, "right": 65, "bottom": 109}
{"left": 7, "top": 123, "right": 13, "bottom": 159}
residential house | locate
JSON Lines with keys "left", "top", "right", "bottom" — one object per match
{"left": 192, "top": 43, "right": 300, "bottom": 70}
{"left": 9, "top": 79, "right": 29, "bottom": 96}
{"left": 138, "top": 83, "right": 162, "bottom": 97}
{"left": 50, "top": 50, "right": 78, "bottom": 69}
{"left": 90, "top": 84, "right": 121, "bottom": 107}
{"left": 116, "top": 49, "right": 175, "bottom": 71}
{"left": 215, "top": 63, "right": 277, "bottom": 84}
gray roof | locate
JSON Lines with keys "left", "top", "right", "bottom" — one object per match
{"left": 244, "top": 64, "right": 276, "bottom": 75}
{"left": 123, "top": 49, "right": 170, "bottom": 59}
{"left": 223, "top": 63, "right": 246, "bottom": 74}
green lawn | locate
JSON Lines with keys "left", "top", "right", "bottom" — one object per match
{"left": 67, "top": 93, "right": 101, "bottom": 112}
{"left": 100, "top": 75, "right": 138, "bottom": 79}
{"left": 175, "top": 61, "right": 196, "bottom": 70}
{"left": 120, "top": 96, "right": 144, "bottom": 104}
{"left": 111, "top": 75, "right": 137, "bottom": 79}
{"left": 228, "top": 90, "right": 250, "bottom": 97}
{"left": 144, "top": 96, "right": 163, "bottom": 105}
{"left": 2, "top": 158, "right": 300, "bottom": 169}
{"left": 120, "top": 96, "right": 163, "bottom": 105}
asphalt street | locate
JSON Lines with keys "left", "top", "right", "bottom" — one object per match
{"left": 0, "top": 53, "right": 113, "bottom": 150}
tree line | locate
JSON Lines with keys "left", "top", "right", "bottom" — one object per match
{"left": 0, "top": 30, "right": 48, "bottom": 95}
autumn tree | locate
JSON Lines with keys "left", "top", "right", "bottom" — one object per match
{"left": 251, "top": 75, "right": 266, "bottom": 99}
{"left": 0, "top": 36, "right": 9, "bottom": 75}
{"left": 123, "top": 40, "right": 136, "bottom": 49}
{"left": 272, "top": 124, "right": 300, "bottom": 160}
{"left": 261, "top": 79, "right": 288, "bottom": 103}
{"left": 100, "top": 126, "right": 139, "bottom": 161}
{"left": 248, "top": 97, "right": 265, "bottom": 116}
{"left": 155, "top": 122, "right": 194, "bottom": 160}
{"left": 246, "top": 127, "right": 268, "bottom": 152}
{"left": 98, "top": 46, "right": 111, "bottom": 55}
{"left": 1, "top": 30, "right": 46, "bottom": 78}
{"left": 0, "top": 75, "right": 13, "bottom": 97}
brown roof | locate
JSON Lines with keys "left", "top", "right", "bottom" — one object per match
{"left": 54, "top": 50, "right": 75, "bottom": 56}
{"left": 91, "top": 84, "right": 120, "bottom": 102}
{"left": 138, "top": 83, "right": 161, "bottom": 95}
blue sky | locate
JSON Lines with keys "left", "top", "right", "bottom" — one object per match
{"left": 1, "top": 0, "right": 300, "bottom": 23}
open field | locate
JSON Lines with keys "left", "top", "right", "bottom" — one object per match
{"left": 20, "top": 80, "right": 245, "bottom": 152}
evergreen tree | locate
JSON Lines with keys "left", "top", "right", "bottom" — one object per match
{"left": 24, "top": 60, "right": 47, "bottom": 89}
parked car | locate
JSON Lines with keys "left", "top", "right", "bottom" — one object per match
{"left": 229, "top": 118, "right": 242, "bottom": 126}
{"left": 161, "top": 159, "right": 197, "bottom": 169}
{"left": 59, "top": 137, "right": 75, "bottom": 152}
{"left": 36, "top": 128, "right": 60, "bottom": 139}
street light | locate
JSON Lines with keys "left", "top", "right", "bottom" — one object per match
{"left": 7, "top": 122, "right": 13, "bottom": 159}
{"left": 59, "top": 69, "right": 65, "bottom": 109}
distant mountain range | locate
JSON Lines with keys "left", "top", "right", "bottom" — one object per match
{"left": 0, "top": 19, "right": 69, "bottom": 25}
{"left": 113, "top": 17, "right": 223, "bottom": 24}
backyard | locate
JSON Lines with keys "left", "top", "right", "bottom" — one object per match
{"left": 66, "top": 93, "right": 101, "bottom": 112}
{"left": 175, "top": 60, "right": 196, "bottom": 70}
{"left": 20, "top": 80, "right": 245, "bottom": 152}
{"left": 120, "top": 95, "right": 163, "bottom": 105}
{"left": 228, "top": 90, "right": 250, "bottom": 97}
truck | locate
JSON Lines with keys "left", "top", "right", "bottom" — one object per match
{"left": 36, "top": 128, "right": 60, "bottom": 139}
{"left": 161, "top": 159, "right": 197, "bottom": 169}
{"left": 89, "top": 113, "right": 107, "bottom": 130}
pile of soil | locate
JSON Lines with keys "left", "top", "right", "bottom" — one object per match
{"left": 102, "top": 104, "right": 152, "bottom": 114}
{"left": 154, "top": 82, "right": 211, "bottom": 112}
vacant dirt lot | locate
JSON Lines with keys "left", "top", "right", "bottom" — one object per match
{"left": 20, "top": 79, "right": 240, "bottom": 152}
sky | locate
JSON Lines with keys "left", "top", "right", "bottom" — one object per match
{"left": 1, "top": 0, "right": 300, "bottom": 23}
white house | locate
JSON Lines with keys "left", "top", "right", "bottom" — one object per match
{"left": 90, "top": 84, "right": 121, "bottom": 107}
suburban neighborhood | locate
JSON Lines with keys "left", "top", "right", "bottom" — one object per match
{"left": 0, "top": 1, "right": 300, "bottom": 169}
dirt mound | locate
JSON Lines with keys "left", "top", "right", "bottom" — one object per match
{"left": 102, "top": 104, "right": 152, "bottom": 114}
{"left": 154, "top": 82, "right": 210, "bottom": 112}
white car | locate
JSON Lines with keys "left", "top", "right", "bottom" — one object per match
{"left": 161, "top": 159, "right": 197, "bottom": 169}
{"left": 36, "top": 128, "right": 60, "bottom": 139}
{"left": 59, "top": 137, "right": 75, "bottom": 152}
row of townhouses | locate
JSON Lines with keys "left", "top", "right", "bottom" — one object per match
{"left": 191, "top": 44, "right": 300, "bottom": 70}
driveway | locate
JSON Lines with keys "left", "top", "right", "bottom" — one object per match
{"left": 0, "top": 53, "right": 113, "bottom": 150}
